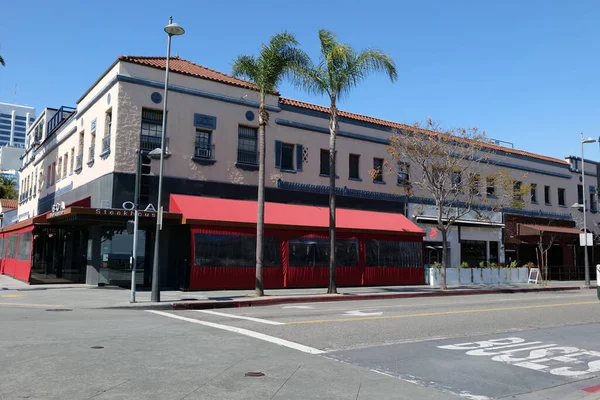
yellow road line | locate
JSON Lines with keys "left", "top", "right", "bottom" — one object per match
{"left": 285, "top": 301, "right": 598, "bottom": 325}
{"left": 2, "top": 294, "right": 28, "bottom": 298}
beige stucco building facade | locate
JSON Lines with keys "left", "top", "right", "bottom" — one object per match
{"left": 9, "top": 55, "right": 599, "bottom": 285}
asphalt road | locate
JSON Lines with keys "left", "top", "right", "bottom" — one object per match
{"left": 158, "top": 290, "right": 600, "bottom": 399}
{"left": 1, "top": 290, "right": 599, "bottom": 399}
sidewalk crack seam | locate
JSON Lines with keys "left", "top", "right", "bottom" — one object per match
{"left": 270, "top": 364, "right": 302, "bottom": 400}
{"left": 178, "top": 350, "right": 259, "bottom": 400}
{"left": 355, "top": 382, "right": 362, "bottom": 400}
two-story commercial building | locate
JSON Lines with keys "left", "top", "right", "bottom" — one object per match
{"left": 1, "top": 55, "right": 597, "bottom": 288}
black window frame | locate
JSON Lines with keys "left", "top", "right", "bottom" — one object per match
{"left": 320, "top": 149, "right": 330, "bottom": 176}
{"left": 544, "top": 185, "right": 551, "bottom": 205}
{"left": 577, "top": 184, "right": 584, "bottom": 206}
{"left": 237, "top": 126, "right": 258, "bottom": 165}
{"left": 451, "top": 170, "right": 462, "bottom": 191}
{"left": 397, "top": 162, "right": 410, "bottom": 186}
{"left": 486, "top": 177, "right": 496, "bottom": 197}
{"left": 280, "top": 143, "right": 295, "bottom": 171}
{"left": 530, "top": 183, "right": 538, "bottom": 203}
{"left": 513, "top": 180, "right": 522, "bottom": 200}
{"left": 194, "top": 129, "right": 213, "bottom": 159}
{"left": 558, "top": 187, "right": 566, "bottom": 207}
{"left": 373, "top": 157, "right": 384, "bottom": 183}
{"left": 349, "top": 154, "right": 360, "bottom": 180}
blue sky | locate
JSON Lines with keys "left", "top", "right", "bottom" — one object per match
{"left": 1, "top": 0, "right": 599, "bottom": 160}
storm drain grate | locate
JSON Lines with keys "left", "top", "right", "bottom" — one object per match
{"left": 90, "top": 346, "right": 105, "bottom": 350}
{"left": 245, "top": 372, "right": 265, "bottom": 377}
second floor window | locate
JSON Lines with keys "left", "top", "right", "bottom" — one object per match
{"left": 140, "top": 108, "right": 163, "bottom": 152}
{"left": 469, "top": 173, "right": 480, "bottom": 195}
{"left": 544, "top": 185, "right": 551, "bottom": 204}
{"left": 513, "top": 181, "right": 522, "bottom": 200}
{"left": 320, "top": 149, "right": 330, "bottom": 176}
{"left": 486, "top": 177, "right": 496, "bottom": 197}
{"left": 349, "top": 154, "right": 360, "bottom": 180}
{"left": 577, "top": 184, "right": 584, "bottom": 206}
{"left": 558, "top": 188, "right": 566, "bottom": 207}
{"left": 531, "top": 183, "right": 537, "bottom": 203}
{"left": 57, "top": 157, "right": 62, "bottom": 181}
{"left": 195, "top": 130, "right": 212, "bottom": 159}
{"left": 237, "top": 126, "right": 258, "bottom": 165}
{"left": 451, "top": 170, "right": 462, "bottom": 191}
{"left": 274, "top": 141, "right": 301, "bottom": 171}
{"left": 397, "top": 162, "right": 410, "bottom": 185}
{"left": 373, "top": 158, "right": 384, "bottom": 182}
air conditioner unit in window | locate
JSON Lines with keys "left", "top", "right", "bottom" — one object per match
{"left": 195, "top": 147, "right": 210, "bottom": 158}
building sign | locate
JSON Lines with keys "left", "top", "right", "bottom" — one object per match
{"left": 48, "top": 201, "right": 162, "bottom": 219}
{"left": 52, "top": 202, "right": 66, "bottom": 212}
{"left": 95, "top": 202, "right": 158, "bottom": 217}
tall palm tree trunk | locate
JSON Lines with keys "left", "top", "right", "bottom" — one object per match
{"left": 328, "top": 99, "right": 338, "bottom": 294}
{"left": 255, "top": 94, "right": 267, "bottom": 296}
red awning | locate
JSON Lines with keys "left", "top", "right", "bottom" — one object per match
{"left": 170, "top": 194, "right": 424, "bottom": 236}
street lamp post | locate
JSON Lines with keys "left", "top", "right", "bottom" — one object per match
{"left": 150, "top": 17, "right": 185, "bottom": 303}
{"left": 579, "top": 134, "right": 596, "bottom": 287}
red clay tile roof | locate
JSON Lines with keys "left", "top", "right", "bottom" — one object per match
{"left": 1, "top": 199, "right": 18, "bottom": 210}
{"left": 119, "top": 55, "right": 259, "bottom": 91}
{"left": 279, "top": 98, "right": 568, "bottom": 165}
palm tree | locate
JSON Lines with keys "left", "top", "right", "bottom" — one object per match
{"left": 0, "top": 176, "right": 17, "bottom": 199}
{"left": 294, "top": 30, "right": 397, "bottom": 294}
{"left": 232, "top": 32, "right": 308, "bottom": 296}
{"left": 0, "top": 56, "right": 4, "bottom": 66}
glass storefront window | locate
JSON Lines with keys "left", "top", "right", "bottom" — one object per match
{"left": 460, "top": 240, "right": 487, "bottom": 267}
{"left": 194, "top": 234, "right": 280, "bottom": 268}
{"left": 0, "top": 236, "right": 5, "bottom": 259}
{"left": 17, "top": 232, "right": 32, "bottom": 261}
{"left": 100, "top": 229, "right": 146, "bottom": 285}
{"left": 6, "top": 234, "right": 18, "bottom": 259}
{"left": 365, "top": 240, "right": 423, "bottom": 268}
{"left": 489, "top": 241, "right": 499, "bottom": 264}
{"left": 288, "top": 238, "right": 359, "bottom": 267}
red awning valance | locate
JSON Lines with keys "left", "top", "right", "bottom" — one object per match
{"left": 170, "top": 195, "right": 424, "bottom": 236}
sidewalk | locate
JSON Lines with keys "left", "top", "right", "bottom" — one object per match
{"left": 1, "top": 274, "right": 595, "bottom": 310}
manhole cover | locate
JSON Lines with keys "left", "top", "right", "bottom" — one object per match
{"left": 91, "top": 346, "right": 104, "bottom": 350}
{"left": 245, "top": 372, "right": 265, "bottom": 377}
{"left": 45, "top": 309, "right": 72, "bottom": 312}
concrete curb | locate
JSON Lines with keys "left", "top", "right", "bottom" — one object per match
{"left": 106, "top": 285, "right": 595, "bottom": 311}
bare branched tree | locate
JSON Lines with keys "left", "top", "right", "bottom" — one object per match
{"left": 374, "top": 119, "right": 529, "bottom": 289}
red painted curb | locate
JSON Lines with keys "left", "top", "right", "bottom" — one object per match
{"left": 583, "top": 384, "right": 600, "bottom": 393}
{"left": 170, "top": 286, "right": 593, "bottom": 310}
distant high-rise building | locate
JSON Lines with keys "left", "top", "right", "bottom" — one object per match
{"left": 0, "top": 102, "right": 36, "bottom": 148}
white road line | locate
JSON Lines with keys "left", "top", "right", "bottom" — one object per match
{"left": 147, "top": 310, "right": 324, "bottom": 355}
{"left": 194, "top": 310, "right": 284, "bottom": 325}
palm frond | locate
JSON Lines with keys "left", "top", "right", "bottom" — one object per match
{"left": 337, "top": 48, "right": 397, "bottom": 99}
{"left": 0, "top": 55, "right": 4, "bottom": 67}
{"left": 291, "top": 63, "right": 330, "bottom": 97}
{"left": 231, "top": 55, "right": 259, "bottom": 83}
{"left": 232, "top": 32, "right": 309, "bottom": 94}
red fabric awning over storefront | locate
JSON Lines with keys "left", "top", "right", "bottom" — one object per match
{"left": 170, "top": 194, "right": 424, "bottom": 236}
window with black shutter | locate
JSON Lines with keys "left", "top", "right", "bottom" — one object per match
{"left": 320, "top": 149, "right": 329, "bottom": 176}
{"left": 349, "top": 154, "right": 360, "bottom": 179}
{"left": 373, "top": 158, "right": 384, "bottom": 182}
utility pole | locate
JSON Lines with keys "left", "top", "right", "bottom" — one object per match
{"left": 130, "top": 150, "right": 142, "bottom": 303}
